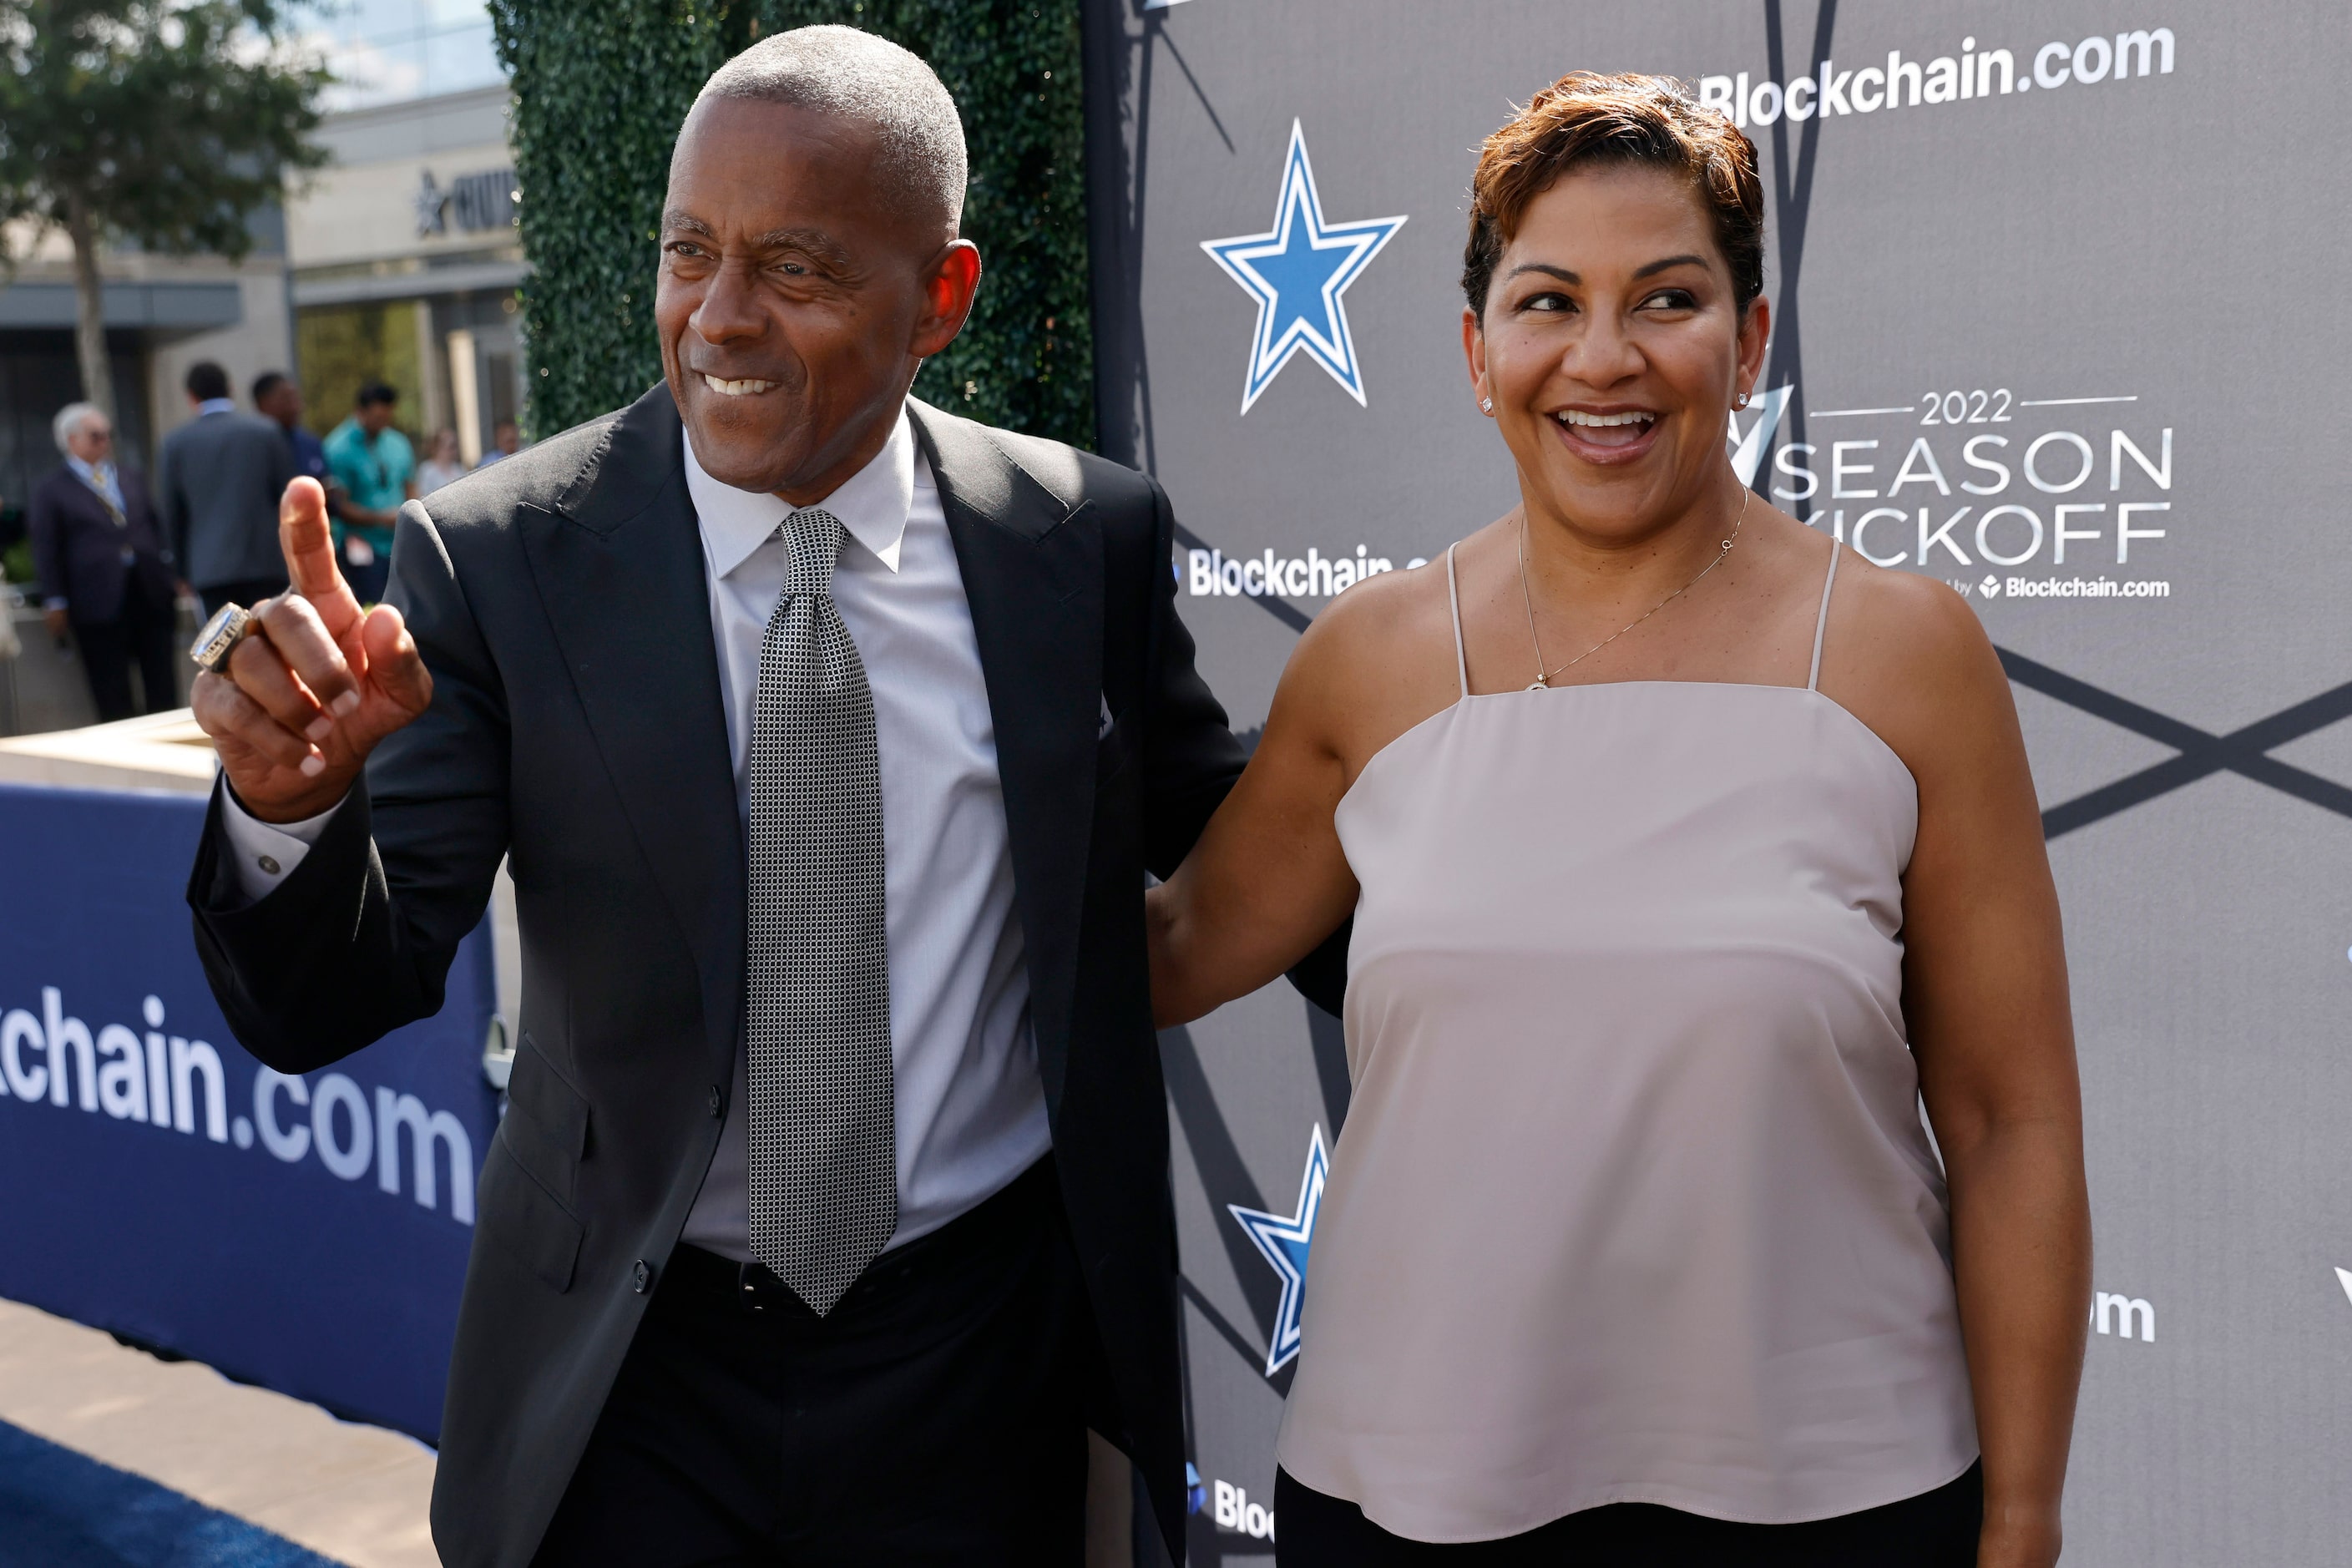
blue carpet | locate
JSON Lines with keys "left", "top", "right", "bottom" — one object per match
{"left": 0, "top": 1418, "right": 341, "bottom": 1567}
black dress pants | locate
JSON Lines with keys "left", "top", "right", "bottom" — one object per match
{"left": 533, "top": 1159, "right": 1091, "bottom": 1567}
{"left": 1275, "top": 1463, "right": 1983, "bottom": 1567}
{"left": 73, "top": 588, "right": 180, "bottom": 721}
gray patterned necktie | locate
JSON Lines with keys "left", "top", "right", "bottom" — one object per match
{"left": 746, "top": 507, "right": 896, "bottom": 1315}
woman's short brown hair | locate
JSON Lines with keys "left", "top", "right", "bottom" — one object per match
{"left": 1463, "top": 72, "right": 1764, "bottom": 318}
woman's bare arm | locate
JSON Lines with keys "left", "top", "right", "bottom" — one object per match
{"left": 1147, "top": 567, "right": 1458, "bottom": 1027}
{"left": 1841, "top": 570, "right": 2090, "bottom": 1568}
{"left": 1146, "top": 623, "right": 1361, "bottom": 1025}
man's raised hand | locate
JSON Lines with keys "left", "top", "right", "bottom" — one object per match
{"left": 190, "top": 477, "right": 433, "bottom": 823}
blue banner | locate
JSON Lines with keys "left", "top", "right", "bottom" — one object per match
{"left": 0, "top": 783, "right": 497, "bottom": 1444}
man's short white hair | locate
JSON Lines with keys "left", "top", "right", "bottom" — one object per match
{"left": 52, "top": 402, "right": 105, "bottom": 453}
{"left": 692, "top": 25, "right": 967, "bottom": 232}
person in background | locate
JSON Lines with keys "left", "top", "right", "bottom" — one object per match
{"left": 321, "top": 382, "right": 414, "bottom": 603}
{"left": 416, "top": 428, "right": 468, "bottom": 497}
{"left": 473, "top": 417, "right": 525, "bottom": 468}
{"left": 30, "top": 403, "right": 184, "bottom": 721}
{"left": 252, "top": 371, "right": 330, "bottom": 491}
{"left": 158, "top": 361, "right": 296, "bottom": 618}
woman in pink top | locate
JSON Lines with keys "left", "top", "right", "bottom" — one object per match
{"left": 1148, "top": 74, "right": 2089, "bottom": 1568}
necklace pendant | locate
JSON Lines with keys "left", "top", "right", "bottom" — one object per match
{"left": 1528, "top": 675, "right": 1548, "bottom": 691}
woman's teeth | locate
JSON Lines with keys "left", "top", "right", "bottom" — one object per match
{"left": 703, "top": 375, "right": 776, "bottom": 397}
{"left": 1552, "top": 409, "right": 1657, "bottom": 448}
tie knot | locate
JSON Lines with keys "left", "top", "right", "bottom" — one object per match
{"left": 780, "top": 508, "right": 844, "bottom": 598}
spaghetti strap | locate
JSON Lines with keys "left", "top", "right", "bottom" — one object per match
{"left": 1806, "top": 544, "right": 1841, "bottom": 692}
{"left": 1444, "top": 544, "right": 1469, "bottom": 700}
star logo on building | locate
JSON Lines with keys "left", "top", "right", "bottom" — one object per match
{"left": 413, "top": 170, "right": 448, "bottom": 237}
{"left": 1227, "top": 1123, "right": 1329, "bottom": 1376}
{"left": 1201, "top": 123, "right": 1405, "bottom": 414}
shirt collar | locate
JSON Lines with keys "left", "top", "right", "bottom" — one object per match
{"left": 196, "top": 398, "right": 235, "bottom": 417}
{"left": 685, "top": 405, "right": 915, "bottom": 580}
{"left": 66, "top": 455, "right": 112, "bottom": 488}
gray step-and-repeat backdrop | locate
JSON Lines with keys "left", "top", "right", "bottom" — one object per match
{"left": 1080, "top": 3, "right": 2351, "bottom": 1563}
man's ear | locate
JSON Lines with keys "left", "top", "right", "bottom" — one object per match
{"left": 913, "top": 240, "right": 983, "bottom": 361}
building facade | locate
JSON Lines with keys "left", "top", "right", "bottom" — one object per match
{"left": 288, "top": 84, "right": 528, "bottom": 466}
{"left": 0, "top": 79, "right": 526, "bottom": 529}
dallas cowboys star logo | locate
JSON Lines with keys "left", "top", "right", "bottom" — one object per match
{"left": 1227, "top": 1123, "right": 1329, "bottom": 1376}
{"left": 413, "top": 170, "right": 448, "bottom": 238}
{"left": 1201, "top": 124, "right": 1406, "bottom": 414}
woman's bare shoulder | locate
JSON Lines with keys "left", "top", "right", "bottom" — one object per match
{"left": 1301, "top": 551, "right": 1455, "bottom": 657}
{"left": 1271, "top": 550, "right": 1468, "bottom": 770}
{"left": 1821, "top": 548, "right": 2021, "bottom": 786}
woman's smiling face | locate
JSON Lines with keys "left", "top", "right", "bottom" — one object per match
{"left": 1466, "top": 161, "right": 1768, "bottom": 542}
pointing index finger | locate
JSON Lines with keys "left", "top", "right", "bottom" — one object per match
{"left": 280, "top": 477, "right": 360, "bottom": 628}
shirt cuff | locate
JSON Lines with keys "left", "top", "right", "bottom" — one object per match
{"left": 220, "top": 787, "right": 344, "bottom": 902}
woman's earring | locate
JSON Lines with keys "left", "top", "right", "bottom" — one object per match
{"left": 1735, "top": 389, "right": 1751, "bottom": 410}
{"left": 1480, "top": 397, "right": 1494, "bottom": 414}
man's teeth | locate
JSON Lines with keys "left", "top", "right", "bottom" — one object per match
{"left": 1555, "top": 410, "right": 1656, "bottom": 427}
{"left": 703, "top": 374, "right": 776, "bottom": 396}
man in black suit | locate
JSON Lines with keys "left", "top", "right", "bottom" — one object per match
{"left": 187, "top": 26, "right": 1333, "bottom": 1568}
{"left": 31, "top": 402, "right": 184, "bottom": 721}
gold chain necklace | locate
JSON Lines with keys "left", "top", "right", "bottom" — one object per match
{"left": 1518, "top": 487, "right": 1749, "bottom": 690}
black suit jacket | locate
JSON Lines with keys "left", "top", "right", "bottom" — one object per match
{"left": 28, "top": 464, "right": 176, "bottom": 625}
{"left": 190, "top": 385, "right": 1337, "bottom": 1567}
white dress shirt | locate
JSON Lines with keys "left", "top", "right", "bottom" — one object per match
{"left": 220, "top": 404, "right": 1051, "bottom": 1260}
{"left": 65, "top": 455, "right": 126, "bottom": 513}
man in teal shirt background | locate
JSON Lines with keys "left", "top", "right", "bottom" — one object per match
{"left": 321, "top": 382, "right": 415, "bottom": 603}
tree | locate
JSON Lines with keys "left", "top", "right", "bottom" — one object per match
{"left": 0, "top": 0, "right": 329, "bottom": 422}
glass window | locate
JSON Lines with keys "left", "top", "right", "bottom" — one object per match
{"left": 298, "top": 1, "right": 504, "bottom": 111}
{"left": 296, "top": 301, "right": 427, "bottom": 443}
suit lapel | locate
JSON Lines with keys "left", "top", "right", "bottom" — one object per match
{"left": 910, "top": 402, "right": 1101, "bottom": 1108}
{"left": 519, "top": 385, "right": 745, "bottom": 1073}
{"left": 508, "top": 390, "right": 1100, "bottom": 1095}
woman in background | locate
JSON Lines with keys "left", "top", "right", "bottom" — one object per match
{"left": 1148, "top": 74, "right": 2088, "bottom": 1567}
{"left": 415, "top": 428, "right": 468, "bottom": 498}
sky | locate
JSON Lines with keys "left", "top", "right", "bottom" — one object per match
{"left": 296, "top": 1, "right": 507, "bottom": 111}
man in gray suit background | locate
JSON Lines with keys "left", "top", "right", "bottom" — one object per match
{"left": 158, "top": 361, "right": 296, "bottom": 616}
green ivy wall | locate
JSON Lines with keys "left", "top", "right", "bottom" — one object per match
{"left": 488, "top": 0, "right": 1090, "bottom": 448}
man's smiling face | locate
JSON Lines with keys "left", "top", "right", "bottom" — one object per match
{"left": 655, "top": 94, "right": 978, "bottom": 507}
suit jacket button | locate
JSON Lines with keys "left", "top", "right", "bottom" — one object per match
{"left": 631, "top": 1260, "right": 652, "bottom": 1294}
{"left": 708, "top": 1085, "right": 723, "bottom": 1117}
